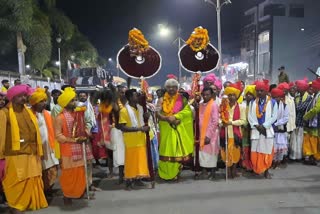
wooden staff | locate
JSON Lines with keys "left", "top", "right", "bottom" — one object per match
{"left": 140, "top": 79, "right": 155, "bottom": 188}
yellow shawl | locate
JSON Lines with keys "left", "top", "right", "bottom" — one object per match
{"left": 8, "top": 103, "right": 43, "bottom": 156}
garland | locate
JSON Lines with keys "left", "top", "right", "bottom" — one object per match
{"left": 219, "top": 96, "right": 230, "bottom": 124}
{"left": 186, "top": 26, "right": 210, "bottom": 52}
{"left": 128, "top": 28, "right": 149, "bottom": 54}
{"left": 256, "top": 96, "right": 271, "bottom": 119}
{"left": 162, "top": 92, "right": 179, "bottom": 116}
{"left": 98, "top": 103, "right": 113, "bottom": 114}
{"left": 74, "top": 106, "right": 86, "bottom": 112}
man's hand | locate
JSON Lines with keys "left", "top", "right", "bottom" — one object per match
{"left": 204, "top": 137, "right": 211, "bottom": 145}
{"left": 167, "top": 116, "right": 176, "bottom": 124}
{"left": 172, "top": 119, "right": 181, "bottom": 126}
{"left": 140, "top": 126, "right": 150, "bottom": 133}
{"left": 75, "top": 136, "right": 87, "bottom": 143}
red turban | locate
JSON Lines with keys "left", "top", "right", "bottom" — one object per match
{"left": 167, "top": 74, "right": 177, "bottom": 80}
{"left": 6, "top": 84, "right": 34, "bottom": 101}
{"left": 295, "top": 78, "right": 309, "bottom": 91}
{"left": 271, "top": 87, "right": 285, "bottom": 98}
{"left": 311, "top": 78, "right": 320, "bottom": 91}
{"left": 254, "top": 79, "right": 269, "bottom": 91}
{"left": 278, "top": 82, "right": 290, "bottom": 91}
{"left": 288, "top": 82, "right": 295, "bottom": 88}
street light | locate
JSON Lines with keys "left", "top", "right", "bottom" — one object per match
{"left": 157, "top": 24, "right": 185, "bottom": 82}
{"left": 108, "top": 57, "right": 113, "bottom": 62}
{"left": 56, "top": 35, "right": 62, "bottom": 82}
{"left": 204, "top": 0, "right": 232, "bottom": 78}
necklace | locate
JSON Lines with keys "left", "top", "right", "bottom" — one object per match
{"left": 256, "top": 96, "right": 270, "bottom": 119}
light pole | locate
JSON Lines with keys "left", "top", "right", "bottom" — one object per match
{"left": 158, "top": 24, "right": 185, "bottom": 82}
{"left": 204, "top": 0, "right": 232, "bottom": 78}
{"left": 56, "top": 36, "right": 62, "bottom": 82}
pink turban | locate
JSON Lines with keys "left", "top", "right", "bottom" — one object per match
{"left": 214, "top": 79, "right": 222, "bottom": 90}
{"left": 254, "top": 79, "right": 269, "bottom": 91}
{"left": 6, "top": 84, "right": 34, "bottom": 101}
{"left": 203, "top": 73, "right": 216, "bottom": 84}
{"left": 295, "top": 78, "right": 309, "bottom": 91}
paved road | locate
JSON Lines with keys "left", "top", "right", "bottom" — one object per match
{"left": 1, "top": 162, "right": 320, "bottom": 214}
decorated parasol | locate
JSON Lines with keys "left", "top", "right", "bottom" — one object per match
{"left": 117, "top": 28, "right": 162, "bottom": 188}
{"left": 178, "top": 26, "right": 220, "bottom": 178}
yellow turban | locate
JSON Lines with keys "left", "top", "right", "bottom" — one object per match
{"left": 57, "top": 87, "right": 76, "bottom": 108}
{"left": 224, "top": 82, "right": 242, "bottom": 98}
{"left": 244, "top": 85, "right": 256, "bottom": 97}
{"left": 29, "top": 88, "right": 47, "bottom": 106}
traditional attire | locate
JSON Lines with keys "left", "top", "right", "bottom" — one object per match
{"left": 220, "top": 83, "right": 246, "bottom": 167}
{"left": 158, "top": 92, "right": 194, "bottom": 180}
{"left": 303, "top": 79, "right": 320, "bottom": 161}
{"left": 199, "top": 99, "right": 219, "bottom": 168}
{"left": 55, "top": 87, "right": 93, "bottom": 199}
{"left": 119, "top": 103, "right": 149, "bottom": 179}
{"left": 241, "top": 85, "right": 256, "bottom": 170}
{"left": 290, "top": 80, "right": 312, "bottom": 160}
{"left": 272, "top": 95, "right": 289, "bottom": 162}
{"left": 248, "top": 80, "right": 278, "bottom": 174}
{"left": 29, "top": 88, "right": 59, "bottom": 191}
{"left": 0, "top": 85, "right": 48, "bottom": 211}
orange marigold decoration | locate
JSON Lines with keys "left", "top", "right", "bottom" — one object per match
{"left": 162, "top": 92, "right": 179, "bottom": 116}
{"left": 256, "top": 96, "right": 271, "bottom": 119}
{"left": 191, "top": 73, "right": 201, "bottom": 98}
{"left": 186, "top": 26, "right": 210, "bottom": 52}
{"left": 128, "top": 28, "right": 149, "bottom": 55}
{"left": 98, "top": 103, "right": 113, "bottom": 114}
{"left": 74, "top": 106, "right": 87, "bottom": 112}
{"left": 140, "top": 79, "right": 153, "bottom": 102}
{"left": 220, "top": 96, "right": 230, "bottom": 124}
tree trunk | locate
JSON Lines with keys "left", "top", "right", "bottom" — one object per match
{"left": 17, "top": 32, "right": 26, "bottom": 77}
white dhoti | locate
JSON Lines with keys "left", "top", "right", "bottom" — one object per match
{"left": 112, "top": 128, "right": 125, "bottom": 167}
{"left": 289, "top": 127, "right": 304, "bottom": 160}
{"left": 199, "top": 151, "right": 218, "bottom": 168}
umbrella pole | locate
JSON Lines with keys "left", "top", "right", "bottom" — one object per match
{"left": 83, "top": 141, "right": 90, "bottom": 200}
{"left": 225, "top": 126, "right": 228, "bottom": 182}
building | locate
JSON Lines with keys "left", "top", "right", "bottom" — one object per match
{"left": 241, "top": 0, "right": 320, "bottom": 83}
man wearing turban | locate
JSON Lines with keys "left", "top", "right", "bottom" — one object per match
{"left": 54, "top": 87, "right": 93, "bottom": 205}
{"left": 0, "top": 85, "right": 48, "bottom": 212}
{"left": 241, "top": 85, "right": 256, "bottom": 171}
{"left": 220, "top": 82, "right": 246, "bottom": 178}
{"left": 270, "top": 88, "right": 289, "bottom": 168}
{"left": 248, "top": 80, "right": 278, "bottom": 178}
{"left": 290, "top": 79, "right": 313, "bottom": 161}
{"left": 156, "top": 76, "right": 194, "bottom": 181}
{"left": 278, "top": 83, "right": 296, "bottom": 162}
{"left": 303, "top": 79, "right": 320, "bottom": 165}
{"left": 0, "top": 92, "right": 7, "bottom": 204}
{"left": 29, "top": 88, "right": 59, "bottom": 196}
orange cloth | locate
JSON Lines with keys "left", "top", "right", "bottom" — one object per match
{"left": 59, "top": 166, "right": 86, "bottom": 198}
{"left": 200, "top": 99, "right": 214, "bottom": 150}
{"left": 43, "top": 110, "right": 55, "bottom": 149}
{"left": 3, "top": 155, "right": 48, "bottom": 211}
{"left": 221, "top": 138, "right": 241, "bottom": 167}
{"left": 303, "top": 133, "right": 318, "bottom": 156}
{"left": 124, "top": 146, "right": 150, "bottom": 179}
{"left": 251, "top": 149, "right": 274, "bottom": 174}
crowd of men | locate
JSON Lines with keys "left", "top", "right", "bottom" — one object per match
{"left": 0, "top": 70, "right": 320, "bottom": 213}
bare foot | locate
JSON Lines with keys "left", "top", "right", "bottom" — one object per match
{"left": 264, "top": 171, "right": 272, "bottom": 179}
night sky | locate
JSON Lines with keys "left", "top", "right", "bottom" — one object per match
{"left": 57, "top": 0, "right": 243, "bottom": 85}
